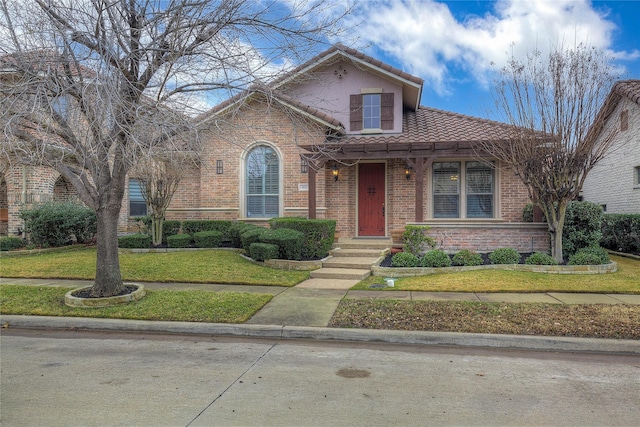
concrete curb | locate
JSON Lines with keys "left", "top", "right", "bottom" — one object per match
{"left": 3, "top": 315, "right": 639, "bottom": 355}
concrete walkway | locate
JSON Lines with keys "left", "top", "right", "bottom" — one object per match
{"left": 3, "top": 276, "right": 640, "bottom": 326}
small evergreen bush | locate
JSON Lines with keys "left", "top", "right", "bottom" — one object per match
{"left": 452, "top": 249, "right": 483, "bottom": 266}
{"left": 20, "top": 202, "right": 96, "bottom": 247}
{"left": 132, "top": 216, "right": 181, "bottom": 243}
{"left": 568, "top": 246, "right": 610, "bottom": 265}
{"left": 420, "top": 249, "right": 452, "bottom": 268}
{"left": 260, "top": 228, "right": 305, "bottom": 260}
{"left": 182, "top": 220, "right": 232, "bottom": 238}
{"left": 489, "top": 248, "right": 520, "bottom": 264}
{"left": 249, "top": 242, "right": 280, "bottom": 262}
{"left": 402, "top": 225, "right": 436, "bottom": 256}
{"left": 167, "top": 233, "right": 191, "bottom": 248}
{"left": 563, "top": 201, "right": 604, "bottom": 257}
{"left": 391, "top": 252, "right": 419, "bottom": 267}
{"left": 269, "top": 217, "right": 336, "bottom": 259}
{"left": 229, "top": 222, "right": 256, "bottom": 247}
{"left": 525, "top": 252, "right": 558, "bottom": 265}
{"left": 601, "top": 214, "right": 640, "bottom": 254}
{"left": 193, "top": 230, "right": 223, "bottom": 248}
{"left": 0, "top": 236, "right": 24, "bottom": 251}
{"left": 118, "top": 233, "right": 151, "bottom": 249}
{"left": 240, "top": 227, "right": 267, "bottom": 251}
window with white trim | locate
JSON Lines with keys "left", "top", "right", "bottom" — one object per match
{"left": 433, "top": 161, "right": 495, "bottom": 218}
{"left": 363, "top": 94, "right": 381, "bottom": 129}
{"left": 129, "top": 179, "right": 147, "bottom": 216}
{"left": 246, "top": 145, "right": 279, "bottom": 218}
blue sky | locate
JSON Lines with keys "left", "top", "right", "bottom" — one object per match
{"left": 340, "top": 0, "right": 640, "bottom": 118}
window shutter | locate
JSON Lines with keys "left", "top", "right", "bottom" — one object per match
{"left": 381, "top": 92, "right": 394, "bottom": 130}
{"left": 350, "top": 94, "right": 363, "bottom": 131}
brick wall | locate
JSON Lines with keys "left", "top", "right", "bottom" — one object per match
{"left": 425, "top": 224, "right": 549, "bottom": 253}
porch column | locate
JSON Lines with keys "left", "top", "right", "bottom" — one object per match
{"left": 408, "top": 158, "right": 431, "bottom": 223}
{"left": 305, "top": 158, "right": 326, "bottom": 220}
{"left": 308, "top": 166, "right": 316, "bottom": 219}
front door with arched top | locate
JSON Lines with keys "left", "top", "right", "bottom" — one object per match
{"left": 358, "top": 163, "right": 385, "bottom": 236}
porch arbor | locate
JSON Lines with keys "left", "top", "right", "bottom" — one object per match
{"left": 302, "top": 140, "right": 485, "bottom": 222}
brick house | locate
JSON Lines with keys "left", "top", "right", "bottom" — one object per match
{"left": 2, "top": 44, "right": 549, "bottom": 252}
{"left": 581, "top": 80, "right": 640, "bottom": 214}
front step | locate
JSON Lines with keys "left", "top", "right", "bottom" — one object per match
{"left": 322, "top": 256, "right": 382, "bottom": 270}
{"left": 310, "top": 267, "right": 371, "bottom": 281}
{"left": 331, "top": 248, "right": 386, "bottom": 258}
{"left": 334, "top": 238, "right": 392, "bottom": 250}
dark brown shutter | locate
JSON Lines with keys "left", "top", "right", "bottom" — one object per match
{"left": 350, "top": 94, "right": 363, "bottom": 131}
{"left": 381, "top": 92, "right": 394, "bottom": 130}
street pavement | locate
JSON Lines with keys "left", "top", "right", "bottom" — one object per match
{"left": 1, "top": 277, "right": 639, "bottom": 354}
{"left": 1, "top": 328, "right": 639, "bottom": 427}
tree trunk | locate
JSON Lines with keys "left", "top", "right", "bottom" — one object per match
{"left": 90, "top": 207, "right": 124, "bottom": 297}
{"left": 549, "top": 202, "right": 568, "bottom": 264}
{"left": 151, "top": 215, "right": 164, "bottom": 246}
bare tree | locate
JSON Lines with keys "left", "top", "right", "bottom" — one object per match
{"left": 480, "top": 43, "right": 621, "bottom": 262}
{"left": 0, "top": 0, "right": 348, "bottom": 297}
{"left": 135, "top": 155, "right": 192, "bottom": 246}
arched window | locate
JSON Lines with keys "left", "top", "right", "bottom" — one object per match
{"left": 246, "top": 145, "right": 280, "bottom": 218}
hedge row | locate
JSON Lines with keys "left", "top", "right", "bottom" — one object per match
{"left": 601, "top": 214, "right": 640, "bottom": 254}
{"left": 269, "top": 217, "right": 336, "bottom": 259}
{"left": 19, "top": 202, "right": 97, "bottom": 248}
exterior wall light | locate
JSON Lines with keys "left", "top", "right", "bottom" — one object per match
{"left": 405, "top": 166, "right": 412, "bottom": 180}
{"left": 332, "top": 163, "right": 339, "bottom": 181}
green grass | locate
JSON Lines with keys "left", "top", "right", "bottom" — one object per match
{"left": 354, "top": 255, "right": 640, "bottom": 294}
{"left": 0, "top": 248, "right": 309, "bottom": 286}
{"left": 0, "top": 285, "right": 272, "bottom": 323}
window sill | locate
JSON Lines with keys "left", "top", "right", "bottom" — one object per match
{"left": 360, "top": 128, "right": 383, "bottom": 134}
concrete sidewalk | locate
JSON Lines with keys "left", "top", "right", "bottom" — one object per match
{"left": 2, "top": 277, "right": 640, "bottom": 354}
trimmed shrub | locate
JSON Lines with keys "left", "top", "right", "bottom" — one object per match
{"left": 391, "top": 252, "right": 419, "bottom": 267}
{"left": 260, "top": 228, "right": 305, "bottom": 260}
{"left": 420, "top": 249, "right": 452, "bottom": 268}
{"left": 193, "top": 230, "right": 223, "bottom": 248}
{"left": 162, "top": 220, "right": 182, "bottom": 240}
{"left": 452, "top": 249, "right": 483, "bottom": 266}
{"left": 182, "top": 220, "right": 232, "bottom": 238}
{"left": 562, "top": 201, "right": 603, "bottom": 257}
{"left": 167, "top": 233, "right": 191, "bottom": 248}
{"left": 568, "top": 246, "right": 610, "bottom": 265}
{"left": 0, "top": 236, "right": 25, "bottom": 251}
{"left": 525, "top": 252, "right": 558, "bottom": 265}
{"left": 402, "top": 224, "right": 436, "bottom": 256}
{"left": 240, "top": 227, "right": 267, "bottom": 251}
{"left": 601, "top": 214, "right": 640, "bottom": 254}
{"left": 229, "top": 222, "right": 257, "bottom": 248}
{"left": 133, "top": 216, "right": 181, "bottom": 243}
{"left": 20, "top": 202, "right": 96, "bottom": 247}
{"left": 489, "top": 248, "right": 520, "bottom": 264}
{"left": 269, "top": 217, "right": 336, "bottom": 259}
{"left": 249, "top": 242, "right": 280, "bottom": 262}
{"left": 118, "top": 233, "right": 151, "bottom": 249}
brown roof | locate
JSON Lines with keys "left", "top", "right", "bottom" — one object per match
{"left": 334, "top": 107, "right": 515, "bottom": 145}
{"left": 271, "top": 43, "right": 424, "bottom": 88}
{"left": 612, "top": 79, "right": 640, "bottom": 105}
{"left": 197, "top": 85, "right": 344, "bottom": 132}
{"left": 1, "top": 50, "right": 96, "bottom": 79}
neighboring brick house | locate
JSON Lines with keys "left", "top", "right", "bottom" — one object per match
{"left": 582, "top": 80, "right": 640, "bottom": 214}
{"left": 2, "top": 44, "right": 550, "bottom": 252}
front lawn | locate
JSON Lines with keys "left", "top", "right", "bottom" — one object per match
{"left": 353, "top": 255, "right": 640, "bottom": 294}
{"left": 0, "top": 285, "right": 271, "bottom": 323}
{"left": 0, "top": 248, "right": 309, "bottom": 286}
{"left": 329, "top": 299, "right": 640, "bottom": 339}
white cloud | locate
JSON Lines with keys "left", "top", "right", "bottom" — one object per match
{"left": 346, "top": 0, "right": 638, "bottom": 95}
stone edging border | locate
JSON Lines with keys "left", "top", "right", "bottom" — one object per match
{"left": 373, "top": 261, "right": 617, "bottom": 277}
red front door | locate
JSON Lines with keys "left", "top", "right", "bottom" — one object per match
{"left": 358, "top": 163, "right": 385, "bottom": 236}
